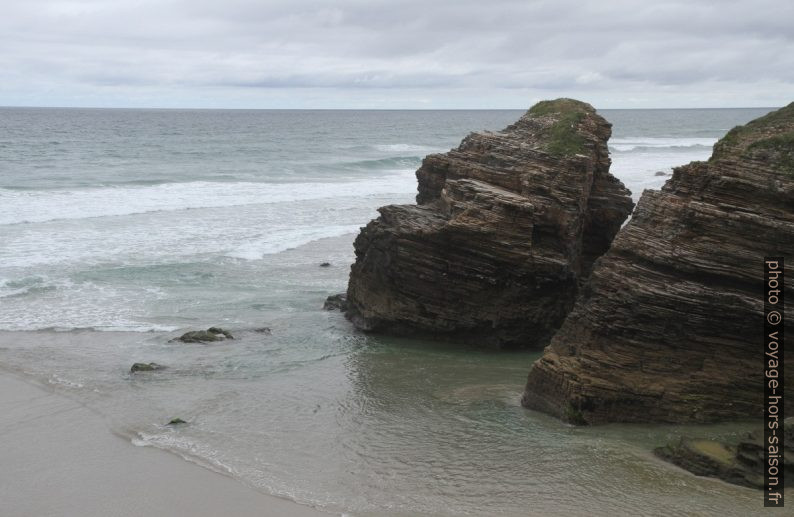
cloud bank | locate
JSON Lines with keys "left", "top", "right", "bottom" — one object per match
{"left": 1, "top": 0, "right": 792, "bottom": 108}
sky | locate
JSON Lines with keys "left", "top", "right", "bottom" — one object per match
{"left": 1, "top": 0, "right": 792, "bottom": 109}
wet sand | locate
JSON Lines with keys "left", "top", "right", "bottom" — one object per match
{"left": 0, "top": 369, "right": 330, "bottom": 517}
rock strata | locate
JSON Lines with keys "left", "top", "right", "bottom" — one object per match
{"left": 343, "top": 99, "right": 633, "bottom": 348}
{"left": 522, "top": 103, "right": 794, "bottom": 423}
{"left": 654, "top": 421, "right": 794, "bottom": 489}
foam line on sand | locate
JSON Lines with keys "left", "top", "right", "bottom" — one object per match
{"left": 0, "top": 368, "right": 330, "bottom": 517}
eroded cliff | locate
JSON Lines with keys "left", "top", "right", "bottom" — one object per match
{"left": 342, "top": 99, "right": 634, "bottom": 348}
{"left": 522, "top": 103, "right": 794, "bottom": 423}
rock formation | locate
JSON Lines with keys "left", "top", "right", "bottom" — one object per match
{"left": 522, "top": 103, "right": 794, "bottom": 423}
{"left": 171, "top": 327, "right": 234, "bottom": 343}
{"left": 130, "top": 362, "right": 165, "bottom": 373}
{"left": 654, "top": 421, "right": 794, "bottom": 489}
{"left": 341, "top": 99, "right": 634, "bottom": 348}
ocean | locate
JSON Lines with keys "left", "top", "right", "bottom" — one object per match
{"left": 0, "top": 107, "right": 776, "bottom": 516}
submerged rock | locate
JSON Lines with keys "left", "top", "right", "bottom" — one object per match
{"left": 130, "top": 362, "right": 165, "bottom": 373}
{"left": 654, "top": 422, "right": 794, "bottom": 489}
{"left": 323, "top": 293, "right": 348, "bottom": 311}
{"left": 342, "top": 99, "right": 633, "bottom": 348}
{"left": 522, "top": 103, "right": 794, "bottom": 424}
{"left": 253, "top": 326, "right": 272, "bottom": 334}
{"left": 167, "top": 418, "right": 187, "bottom": 426}
{"left": 172, "top": 327, "right": 234, "bottom": 343}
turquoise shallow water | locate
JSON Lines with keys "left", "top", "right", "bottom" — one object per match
{"left": 0, "top": 107, "right": 785, "bottom": 515}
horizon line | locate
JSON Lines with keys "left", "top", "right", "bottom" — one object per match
{"left": 0, "top": 104, "right": 781, "bottom": 112}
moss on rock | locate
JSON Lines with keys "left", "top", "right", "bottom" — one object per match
{"left": 527, "top": 98, "right": 591, "bottom": 157}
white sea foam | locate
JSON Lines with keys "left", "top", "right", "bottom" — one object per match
{"left": 133, "top": 431, "right": 238, "bottom": 476}
{"left": 0, "top": 171, "right": 416, "bottom": 226}
{"left": 371, "top": 143, "right": 439, "bottom": 153}
{"left": 609, "top": 137, "right": 717, "bottom": 152}
{"left": 611, "top": 145, "right": 714, "bottom": 201}
{"left": 0, "top": 276, "right": 50, "bottom": 298}
{"left": 225, "top": 224, "right": 362, "bottom": 260}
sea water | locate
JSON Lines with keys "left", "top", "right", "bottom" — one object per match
{"left": 0, "top": 107, "right": 780, "bottom": 516}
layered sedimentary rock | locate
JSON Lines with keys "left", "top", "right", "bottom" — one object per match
{"left": 654, "top": 422, "right": 794, "bottom": 489}
{"left": 342, "top": 99, "right": 633, "bottom": 348}
{"left": 523, "top": 103, "right": 794, "bottom": 423}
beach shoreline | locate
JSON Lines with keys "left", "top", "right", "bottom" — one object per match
{"left": 0, "top": 366, "right": 330, "bottom": 517}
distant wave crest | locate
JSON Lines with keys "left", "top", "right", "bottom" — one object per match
{"left": 609, "top": 137, "right": 717, "bottom": 153}
{"left": 0, "top": 173, "right": 416, "bottom": 226}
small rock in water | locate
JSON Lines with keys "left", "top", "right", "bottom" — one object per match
{"left": 253, "top": 327, "right": 272, "bottom": 334}
{"left": 206, "top": 327, "right": 234, "bottom": 339}
{"left": 167, "top": 418, "right": 187, "bottom": 426}
{"left": 323, "top": 293, "right": 348, "bottom": 311}
{"left": 130, "top": 362, "right": 165, "bottom": 373}
{"left": 654, "top": 170, "right": 670, "bottom": 176}
{"left": 319, "top": 262, "right": 331, "bottom": 267}
{"left": 172, "top": 327, "right": 234, "bottom": 343}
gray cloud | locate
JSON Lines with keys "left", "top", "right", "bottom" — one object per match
{"left": 1, "top": 0, "right": 792, "bottom": 108}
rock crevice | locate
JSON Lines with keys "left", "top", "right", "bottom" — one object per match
{"left": 522, "top": 103, "right": 794, "bottom": 423}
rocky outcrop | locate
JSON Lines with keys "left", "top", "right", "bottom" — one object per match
{"left": 343, "top": 99, "right": 633, "bottom": 348}
{"left": 323, "top": 293, "right": 348, "bottom": 311}
{"left": 130, "top": 362, "right": 165, "bottom": 373}
{"left": 654, "top": 421, "right": 794, "bottom": 489}
{"left": 522, "top": 103, "right": 794, "bottom": 423}
{"left": 171, "top": 327, "right": 234, "bottom": 343}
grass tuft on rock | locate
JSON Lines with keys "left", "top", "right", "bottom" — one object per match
{"left": 527, "top": 99, "right": 591, "bottom": 157}
{"left": 711, "top": 102, "right": 794, "bottom": 172}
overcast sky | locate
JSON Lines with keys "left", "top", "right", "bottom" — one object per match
{"left": 1, "top": 0, "right": 792, "bottom": 109}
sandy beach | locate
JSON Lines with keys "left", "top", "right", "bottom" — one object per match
{"left": 0, "top": 368, "right": 329, "bottom": 517}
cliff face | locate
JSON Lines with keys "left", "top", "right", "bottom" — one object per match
{"left": 343, "top": 99, "right": 634, "bottom": 348}
{"left": 522, "top": 103, "right": 794, "bottom": 423}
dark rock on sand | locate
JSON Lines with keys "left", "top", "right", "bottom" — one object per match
{"left": 522, "top": 103, "right": 794, "bottom": 424}
{"left": 342, "top": 99, "right": 633, "bottom": 348}
{"left": 130, "top": 362, "right": 165, "bottom": 373}
{"left": 654, "top": 422, "right": 794, "bottom": 489}
{"left": 172, "top": 327, "right": 234, "bottom": 343}
{"left": 323, "top": 293, "right": 348, "bottom": 311}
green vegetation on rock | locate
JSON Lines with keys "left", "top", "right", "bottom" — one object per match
{"left": 564, "top": 402, "right": 588, "bottom": 425}
{"left": 712, "top": 102, "right": 794, "bottom": 171}
{"left": 528, "top": 99, "right": 590, "bottom": 157}
{"left": 747, "top": 131, "right": 794, "bottom": 174}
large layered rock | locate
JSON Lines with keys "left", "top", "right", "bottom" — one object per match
{"left": 522, "top": 103, "right": 794, "bottom": 423}
{"left": 343, "top": 99, "right": 634, "bottom": 348}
